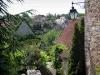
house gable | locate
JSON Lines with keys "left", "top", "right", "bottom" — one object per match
{"left": 16, "top": 22, "right": 34, "bottom": 36}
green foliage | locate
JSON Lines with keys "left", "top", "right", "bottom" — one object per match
{"left": 0, "top": 50, "right": 23, "bottom": 75}
{"left": 0, "top": 1, "right": 73, "bottom": 75}
{"left": 78, "top": 18, "right": 86, "bottom": 75}
{"left": 46, "top": 13, "right": 55, "bottom": 21}
{"left": 40, "top": 29, "right": 62, "bottom": 58}
{"left": 51, "top": 44, "right": 67, "bottom": 75}
{"left": 38, "top": 51, "right": 49, "bottom": 67}
{"left": 0, "top": 0, "right": 23, "bottom": 15}
{"left": 40, "top": 51, "right": 49, "bottom": 61}
{"left": 78, "top": 13, "right": 85, "bottom": 18}
{"left": 0, "top": 26, "right": 23, "bottom": 75}
{"left": 95, "top": 64, "right": 100, "bottom": 75}
{"left": 0, "top": 52, "right": 11, "bottom": 75}
{"left": 0, "top": 1, "right": 36, "bottom": 74}
{"left": 67, "top": 18, "right": 86, "bottom": 75}
{"left": 17, "top": 35, "right": 48, "bottom": 71}
{"left": 68, "top": 23, "right": 80, "bottom": 75}
{"left": 42, "top": 30, "right": 61, "bottom": 46}
{"left": 56, "top": 14, "right": 61, "bottom": 19}
{"left": 51, "top": 44, "right": 67, "bottom": 55}
{"left": 60, "top": 14, "right": 70, "bottom": 19}
{"left": 7, "top": 36, "right": 49, "bottom": 74}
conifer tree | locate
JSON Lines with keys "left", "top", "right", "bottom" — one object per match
{"left": 67, "top": 23, "right": 80, "bottom": 75}
{"left": 67, "top": 18, "right": 86, "bottom": 75}
{"left": 78, "top": 18, "right": 86, "bottom": 75}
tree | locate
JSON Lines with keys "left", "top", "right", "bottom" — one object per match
{"left": 67, "top": 23, "right": 80, "bottom": 75}
{"left": 78, "top": 18, "right": 86, "bottom": 75}
{"left": 46, "top": 13, "right": 53, "bottom": 21}
{"left": 67, "top": 18, "right": 86, "bottom": 75}
{"left": 0, "top": 0, "right": 36, "bottom": 75}
{"left": 0, "top": 0, "right": 23, "bottom": 15}
{"left": 73, "top": 18, "right": 86, "bottom": 75}
{"left": 42, "top": 30, "right": 61, "bottom": 46}
{"left": 51, "top": 44, "right": 67, "bottom": 75}
{"left": 41, "top": 29, "right": 61, "bottom": 56}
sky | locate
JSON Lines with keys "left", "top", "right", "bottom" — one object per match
{"left": 7, "top": 0, "right": 85, "bottom": 15}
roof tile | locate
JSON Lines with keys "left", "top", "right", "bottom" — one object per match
{"left": 56, "top": 19, "right": 80, "bottom": 58}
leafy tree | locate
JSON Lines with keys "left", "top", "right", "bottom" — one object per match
{"left": 46, "top": 13, "right": 53, "bottom": 21}
{"left": 60, "top": 14, "right": 70, "bottom": 19}
{"left": 51, "top": 44, "right": 67, "bottom": 75}
{"left": 42, "top": 30, "right": 61, "bottom": 46}
{"left": 56, "top": 14, "right": 61, "bottom": 19}
{"left": 0, "top": 0, "right": 36, "bottom": 75}
{"left": 0, "top": 34, "right": 23, "bottom": 75}
{"left": 15, "top": 34, "right": 53, "bottom": 75}
{"left": 40, "top": 29, "right": 61, "bottom": 57}
{"left": 45, "top": 13, "right": 56, "bottom": 23}
{"left": 78, "top": 13, "right": 85, "bottom": 18}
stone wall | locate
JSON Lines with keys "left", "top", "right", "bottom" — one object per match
{"left": 85, "top": 0, "right": 100, "bottom": 75}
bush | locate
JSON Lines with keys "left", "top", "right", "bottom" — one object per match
{"left": 51, "top": 44, "right": 67, "bottom": 75}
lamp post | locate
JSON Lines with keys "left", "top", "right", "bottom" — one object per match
{"left": 69, "top": 2, "right": 85, "bottom": 20}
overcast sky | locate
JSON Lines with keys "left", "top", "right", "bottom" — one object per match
{"left": 7, "top": 0, "right": 85, "bottom": 15}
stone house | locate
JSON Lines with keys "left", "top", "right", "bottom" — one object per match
{"left": 16, "top": 15, "right": 46, "bottom": 36}
{"left": 55, "top": 16, "right": 68, "bottom": 28}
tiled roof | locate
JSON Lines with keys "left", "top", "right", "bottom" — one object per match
{"left": 56, "top": 19, "right": 80, "bottom": 58}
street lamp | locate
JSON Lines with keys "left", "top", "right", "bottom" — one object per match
{"left": 69, "top": 2, "right": 85, "bottom": 20}
{"left": 69, "top": 6, "right": 78, "bottom": 20}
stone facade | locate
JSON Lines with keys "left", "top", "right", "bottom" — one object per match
{"left": 85, "top": 0, "right": 100, "bottom": 75}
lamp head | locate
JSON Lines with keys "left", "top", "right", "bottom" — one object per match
{"left": 69, "top": 6, "right": 78, "bottom": 20}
